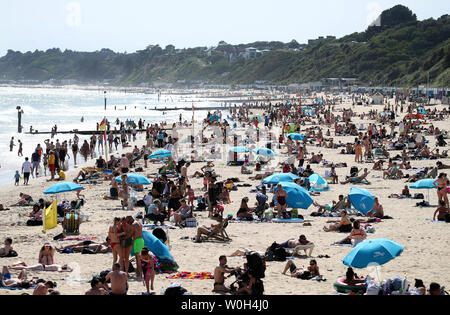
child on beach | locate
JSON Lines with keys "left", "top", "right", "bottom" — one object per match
{"left": 186, "top": 185, "right": 196, "bottom": 207}
{"left": 43, "top": 154, "right": 49, "bottom": 177}
{"left": 140, "top": 247, "right": 156, "bottom": 294}
{"left": 14, "top": 171, "right": 20, "bottom": 186}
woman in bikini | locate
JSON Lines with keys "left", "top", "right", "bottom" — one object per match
{"left": 140, "top": 247, "right": 156, "bottom": 293}
{"left": 109, "top": 218, "right": 125, "bottom": 267}
{"left": 275, "top": 184, "right": 288, "bottom": 219}
{"left": 433, "top": 173, "right": 449, "bottom": 208}
{"left": 323, "top": 210, "right": 352, "bottom": 232}
{"left": 348, "top": 221, "right": 367, "bottom": 247}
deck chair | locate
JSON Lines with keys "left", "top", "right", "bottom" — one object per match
{"left": 373, "top": 148, "right": 386, "bottom": 159}
{"left": 204, "top": 219, "right": 231, "bottom": 242}
{"left": 63, "top": 210, "right": 81, "bottom": 235}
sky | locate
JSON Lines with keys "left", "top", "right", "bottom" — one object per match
{"left": 0, "top": 0, "right": 448, "bottom": 57}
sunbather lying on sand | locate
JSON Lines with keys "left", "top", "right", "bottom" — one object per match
{"left": 282, "top": 259, "right": 321, "bottom": 280}
{"left": 55, "top": 238, "right": 111, "bottom": 254}
{"left": 0, "top": 267, "right": 36, "bottom": 289}
{"left": 10, "top": 193, "right": 33, "bottom": 206}
{"left": 9, "top": 261, "right": 73, "bottom": 272}
{"left": 248, "top": 171, "right": 273, "bottom": 181}
{"left": 340, "top": 168, "right": 370, "bottom": 184}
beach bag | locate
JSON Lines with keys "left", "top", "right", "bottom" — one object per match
{"left": 135, "top": 200, "right": 146, "bottom": 207}
{"left": 185, "top": 217, "right": 197, "bottom": 228}
{"left": 265, "top": 243, "right": 286, "bottom": 262}
{"left": 298, "top": 271, "right": 312, "bottom": 280}
{"left": 445, "top": 213, "right": 450, "bottom": 223}
{"left": 164, "top": 285, "right": 188, "bottom": 296}
{"left": 246, "top": 251, "right": 266, "bottom": 279}
{"left": 413, "top": 193, "right": 424, "bottom": 199}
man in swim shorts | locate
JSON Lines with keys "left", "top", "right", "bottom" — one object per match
{"left": 127, "top": 216, "right": 144, "bottom": 279}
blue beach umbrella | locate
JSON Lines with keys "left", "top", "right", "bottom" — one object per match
{"left": 348, "top": 187, "right": 375, "bottom": 215}
{"left": 410, "top": 179, "right": 436, "bottom": 189}
{"left": 309, "top": 173, "right": 330, "bottom": 192}
{"left": 44, "top": 182, "right": 84, "bottom": 195}
{"left": 343, "top": 238, "right": 404, "bottom": 269}
{"left": 274, "top": 181, "right": 313, "bottom": 209}
{"left": 149, "top": 149, "right": 172, "bottom": 159}
{"left": 115, "top": 173, "right": 151, "bottom": 185}
{"left": 253, "top": 147, "right": 276, "bottom": 157}
{"left": 263, "top": 173, "right": 300, "bottom": 185}
{"left": 286, "top": 133, "right": 306, "bottom": 141}
{"left": 410, "top": 178, "right": 436, "bottom": 202}
{"left": 229, "top": 146, "right": 250, "bottom": 153}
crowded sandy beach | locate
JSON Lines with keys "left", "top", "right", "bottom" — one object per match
{"left": 0, "top": 90, "right": 449, "bottom": 296}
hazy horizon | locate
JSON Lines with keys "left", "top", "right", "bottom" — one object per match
{"left": 1, "top": 0, "right": 449, "bottom": 57}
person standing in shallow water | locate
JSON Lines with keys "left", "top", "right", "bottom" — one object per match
{"left": 18, "top": 140, "right": 23, "bottom": 157}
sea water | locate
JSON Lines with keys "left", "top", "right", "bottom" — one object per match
{"left": 0, "top": 86, "right": 226, "bottom": 185}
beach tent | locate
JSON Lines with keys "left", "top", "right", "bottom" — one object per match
{"left": 44, "top": 182, "right": 84, "bottom": 195}
{"left": 343, "top": 238, "right": 404, "bottom": 269}
{"left": 131, "top": 231, "right": 174, "bottom": 260}
{"left": 115, "top": 173, "right": 151, "bottom": 185}
{"left": 149, "top": 149, "right": 172, "bottom": 159}
{"left": 309, "top": 174, "right": 330, "bottom": 192}
{"left": 208, "top": 115, "right": 220, "bottom": 122}
{"left": 263, "top": 173, "right": 300, "bottom": 185}
{"left": 286, "top": 133, "right": 306, "bottom": 141}
{"left": 131, "top": 231, "right": 179, "bottom": 272}
{"left": 274, "top": 181, "right": 313, "bottom": 209}
{"left": 229, "top": 146, "right": 250, "bottom": 153}
{"left": 348, "top": 187, "right": 375, "bottom": 215}
{"left": 252, "top": 147, "right": 276, "bottom": 157}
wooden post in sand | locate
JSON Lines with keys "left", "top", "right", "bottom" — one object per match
{"left": 233, "top": 135, "right": 238, "bottom": 163}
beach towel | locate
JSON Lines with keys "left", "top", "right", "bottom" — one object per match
{"left": 61, "top": 236, "right": 97, "bottom": 241}
{"left": 0, "top": 284, "right": 36, "bottom": 290}
{"left": 272, "top": 218, "right": 304, "bottom": 223}
{"left": 167, "top": 271, "right": 214, "bottom": 280}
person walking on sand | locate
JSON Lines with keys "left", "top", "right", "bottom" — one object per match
{"left": 21, "top": 157, "right": 32, "bottom": 185}
{"left": 72, "top": 141, "right": 78, "bottom": 166}
{"left": 48, "top": 151, "right": 56, "bottom": 181}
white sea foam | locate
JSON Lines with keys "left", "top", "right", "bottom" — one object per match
{"left": 0, "top": 86, "right": 227, "bottom": 184}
